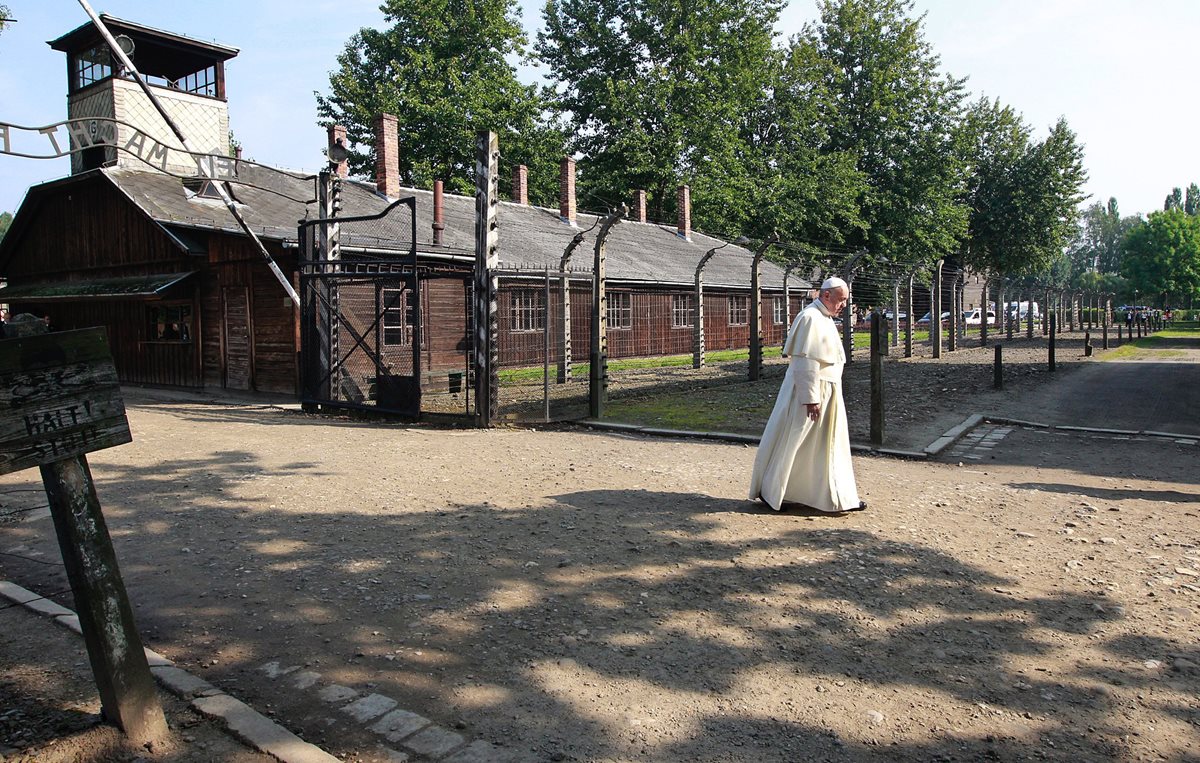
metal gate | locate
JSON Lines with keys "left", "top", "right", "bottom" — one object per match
{"left": 298, "top": 194, "right": 428, "bottom": 417}
{"left": 300, "top": 262, "right": 424, "bottom": 415}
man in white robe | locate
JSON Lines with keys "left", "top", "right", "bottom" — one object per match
{"left": 749, "top": 277, "right": 865, "bottom": 513}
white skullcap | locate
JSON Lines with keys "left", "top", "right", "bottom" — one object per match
{"left": 819, "top": 276, "right": 848, "bottom": 291}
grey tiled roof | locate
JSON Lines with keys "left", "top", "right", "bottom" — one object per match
{"left": 101, "top": 165, "right": 809, "bottom": 291}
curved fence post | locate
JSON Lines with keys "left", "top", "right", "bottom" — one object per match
{"left": 749, "top": 233, "right": 781, "bottom": 381}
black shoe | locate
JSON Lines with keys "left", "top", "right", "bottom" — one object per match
{"left": 848, "top": 501, "right": 867, "bottom": 512}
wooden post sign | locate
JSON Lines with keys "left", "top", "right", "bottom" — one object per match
{"left": 0, "top": 324, "right": 167, "bottom": 744}
{"left": 0, "top": 327, "right": 132, "bottom": 473}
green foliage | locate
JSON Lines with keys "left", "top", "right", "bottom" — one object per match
{"left": 1185, "top": 183, "right": 1200, "bottom": 215}
{"left": 315, "top": 0, "right": 565, "bottom": 202}
{"left": 1067, "top": 198, "right": 1140, "bottom": 279}
{"left": 1164, "top": 187, "right": 1183, "bottom": 211}
{"left": 0, "top": 5, "right": 10, "bottom": 37}
{"left": 807, "top": 0, "right": 969, "bottom": 267}
{"left": 537, "top": 0, "right": 788, "bottom": 227}
{"left": 959, "top": 97, "right": 1033, "bottom": 277}
{"left": 0, "top": 211, "right": 11, "bottom": 242}
{"left": 1121, "top": 209, "right": 1200, "bottom": 305}
{"left": 719, "top": 37, "right": 867, "bottom": 242}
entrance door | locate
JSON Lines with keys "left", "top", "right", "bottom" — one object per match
{"left": 223, "top": 287, "right": 253, "bottom": 390}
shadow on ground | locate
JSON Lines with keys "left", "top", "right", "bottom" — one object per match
{"left": 3, "top": 435, "right": 1191, "bottom": 761}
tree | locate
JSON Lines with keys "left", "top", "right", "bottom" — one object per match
{"left": 1122, "top": 209, "right": 1200, "bottom": 305}
{"left": 316, "top": 0, "right": 565, "bottom": 203}
{"left": 1185, "top": 183, "right": 1200, "bottom": 215}
{"left": 1164, "top": 186, "right": 1183, "bottom": 211}
{"left": 958, "top": 97, "right": 1033, "bottom": 279}
{"left": 0, "top": 5, "right": 11, "bottom": 37}
{"left": 1021, "top": 118, "right": 1089, "bottom": 276}
{"left": 0, "top": 211, "right": 11, "bottom": 242}
{"left": 806, "top": 0, "right": 970, "bottom": 267}
{"left": 1068, "top": 197, "right": 1138, "bottom": 277}
{"left": 711, "top": 36, "right": 866, "bottom": 243}
{"left": 537, "top": 0, "right": 784, "bottom": 226}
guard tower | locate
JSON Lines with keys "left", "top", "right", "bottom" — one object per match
{"left": 49, "top": 15, "right": 239, "bottom": 176}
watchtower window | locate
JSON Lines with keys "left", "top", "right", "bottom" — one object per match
{"left": 143, "top": 64, "right": 219, "bottom": 97}
{"left": 74, "top": 44, "right": 114, "bottom": 89}
{"left": 70, "top": 49, "right": 220, "bottom": 98}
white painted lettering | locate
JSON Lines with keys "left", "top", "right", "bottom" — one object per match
{"left": 0, "top": 124, "right": 9, "bottom": 154}
{"left": 39, "top": 126, "right": 63, "bottom": 155}
{"left": 66, "top": 120, "right": 93, "bottom": 150}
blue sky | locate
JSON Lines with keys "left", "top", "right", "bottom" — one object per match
{"left": 2, "top": 0, "right": 1197, "bottom": 221}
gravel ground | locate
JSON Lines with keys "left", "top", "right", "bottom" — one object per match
{"left": 1, "top": 326, "right": 1197, "bottom": 762}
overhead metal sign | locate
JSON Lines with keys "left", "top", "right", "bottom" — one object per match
{"left": 0, "top": 117, "right": 315, "bottom": 201}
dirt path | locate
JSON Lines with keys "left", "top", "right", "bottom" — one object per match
{"left": 1, "top": 335, "right": 1198, "bottom": 762}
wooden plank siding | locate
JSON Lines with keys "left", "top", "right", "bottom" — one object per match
{"left": 3, "top": 176, "right": 189, "bottom": 280}
{"left": 494, "top": 283, "right": 803, "bottom": 367}
{"left": 1, "top": 176, "right": 301, "bottom": 394}
{"left": 5, "top": 300, "right": 203, "bottom": 388}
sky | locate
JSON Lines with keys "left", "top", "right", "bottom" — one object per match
{"left": 1, "top": 0, "right": 1197, "bottom": 221}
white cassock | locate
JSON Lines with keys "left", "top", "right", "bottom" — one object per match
{"left": 748, "top": 299, "right": 861, "bottom": 512}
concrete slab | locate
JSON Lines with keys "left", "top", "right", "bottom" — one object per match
{"left": 403, "top": 725, "right": 466, "bottom": 758}
{"left": 192, "top": 693, "right": 340, "bottom": 763}
{"left": 152, "top": 665, "right": 219, "bottom": 699}
{"left": 340, "top": 692, "right": 398, "bottom": 723}
{"left": 316, "top": 684, "right": 359, "bottom": 704}
{"left": 55, "top": 614, "right": 82, "bottom": 634}
{"left": 369, "top": 708, "right": 431, "bottom": 743}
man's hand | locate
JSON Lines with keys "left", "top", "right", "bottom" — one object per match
{"left": 805, "top": 403, "right": 820, "bottom": 422}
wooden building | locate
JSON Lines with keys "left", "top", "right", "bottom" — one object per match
{"left": 0, "top": 16, "right": 808, "bottom": 403}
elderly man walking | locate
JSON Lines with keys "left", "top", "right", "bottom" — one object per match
{"left": 749, "top": 277, "right": 865, "bottom": 514}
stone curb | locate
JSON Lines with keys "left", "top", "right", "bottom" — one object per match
{"left": 0, "top": 580, "right": 339, "bottom": 763}
{"left": 922, "top": 414, "right": 983, "bottom": 457}
{"left": 982, "top": 416, "right": 1198, "bottom": 441}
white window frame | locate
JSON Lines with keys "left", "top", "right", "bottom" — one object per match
{"left": 729, "top": 295, "right": 749, "bottom": 326}
{"left": 672, "top": 294, "right": 694, "bottom": 328}
{"left": 773, "top": 296, "right": 786, "bottom": 325}
{"left": 607, "top": 292, "right": 632, "bottom": 330}
{"left": 511, "top": 289, "right": 546, "bottom": 333}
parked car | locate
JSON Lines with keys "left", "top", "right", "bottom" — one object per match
{"left": 883, "top": 310, "right": 907, "bottom": 321}
{"left": 963, "top": 308, "right": 997, "bottom": 325}
{"left": 915, "top": 311, "right": 950, "bottom": 325}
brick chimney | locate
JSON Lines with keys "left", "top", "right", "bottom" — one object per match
{"left": 327, "top": 124, "right": 348, "bottom": 178}
{"left": 433, "top": 180, "right": 445, "bottom": 246}
{"left": 634, "top": 190, "right": 647, "bottom": 223}
{"left": 559, "top": 157, "right": 576, "bottom": 226}
{"left": 374, "top": 113, "right": 400, "bottom": 198}
{"left": 512, "top": 164, "right": 528, "bottom": 205}
{"left": 676, "top": 185, "right": 691, "bottom": 240}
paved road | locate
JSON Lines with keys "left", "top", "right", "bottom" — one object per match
{"left": 988, "top": 356, "right": 1200, "bottom": 436}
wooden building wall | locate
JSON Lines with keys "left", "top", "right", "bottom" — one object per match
{"left": 496, "top": 282, "right": 802, "bottom": 367}
{"left": 2, "top": 177, "right": 300, "bottom": 394}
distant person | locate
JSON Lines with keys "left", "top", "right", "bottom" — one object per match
{"left": 0, "top": 308, "right": 8, "bottom": 339}
{"left": 162, "top": 322, "right": 181, "bottom": 341}
{"left": 750, "top": 277, "right": 865, "bottom": 515}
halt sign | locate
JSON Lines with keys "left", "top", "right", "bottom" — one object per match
{"left": 0, "top": 327, "right": 131, "bottom": 475}
{"left": 0, "top": 324, "right": 165, "bottom": 743}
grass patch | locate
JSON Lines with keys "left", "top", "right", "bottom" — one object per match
{"left": 604, "top": 386, "right": 774, "bottom": 434}
{"left": 499, "top": 346, "right": 787, "bottom": 385}
{"left": 1099, "top": 326, "right": 1200, "bottom": 361}
{"left": 497, "top": 330, "right": 923, "bottom": 385}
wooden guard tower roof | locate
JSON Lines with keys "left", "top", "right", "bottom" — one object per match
{"left": 48, "top": 14, "right": 239, "bottom": 81}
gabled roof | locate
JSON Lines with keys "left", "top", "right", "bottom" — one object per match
{"left": 5, "top": 164, "right": 810, "bottom": 292}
